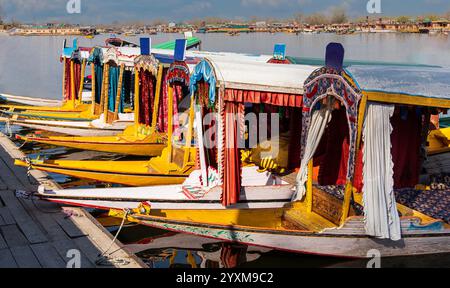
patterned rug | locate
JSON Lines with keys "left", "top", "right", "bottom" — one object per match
{"left": 395, "top": 189, "right": 450, "bottom": 224}
{"left": 315, "top": 185, "right": 450, "bottom": 223}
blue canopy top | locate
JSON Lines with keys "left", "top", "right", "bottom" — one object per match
{"left": 345, "top": 65, "right": 450, "bottom": 99}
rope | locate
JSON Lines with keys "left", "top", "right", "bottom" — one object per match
{"left": 5, "top": 119, "right": 12, "bottom": 138}
{"left": 95, "top": 208, "right": 131, "bottom": 267}
{"left": 24, "top": 157, "right": 38, "bottom": 185}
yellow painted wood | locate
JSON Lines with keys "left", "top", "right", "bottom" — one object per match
{"left": 340, "top": 181, "right": 353, "bottom": 225}
{"left": 102, "top": 64, "right": 110, "bottom": 124}
{"left": 99, "top": 64, "right": 108, "bottom": 114}
{"left": 14, "top": 159, "right": 188, "bottom": 187}
{"left": 151, "top": 65, "right": 164, "bottom": 133}
{"left": 366, "top": 91, "right": 450, "bottom": 108}
{"left": 183, "top": 95, "right": 196, "bottom": 167}
{"left": 113, "top": 64, "right": 125, "bottom": 122}
{"left": 17, "top": 133, "right": 165, "bottom": 156}
{"left": 356, "top": 93, "right": 368, "bottom": 152}
{"left": 147, "top": 208, "right": 285, "bottom": 228}
{"left": 78, "top": 59, "right": 86, "bottom": 106}
{"left": 167, "top": 86, "right": 174, "bottom": 162}
{"left": 306, "top": 159, "right": 313, "bottom": 213}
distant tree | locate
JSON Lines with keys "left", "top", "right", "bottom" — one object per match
{"left": 444, "top": 11, "right": 450, "bottom": 20}
{"left": 0, "top": 3, "right": 4, "bottom": 25}
{"left": 305, "top": 13, "right": 328, "bottom": 25}
{"left": 396, "top": 16, "right": 410, "bottom": 23}
{"left": 329, "top": 7, "right": 348, "bottom": 24}
{"left": 425, "top": 14, "right": 440, "bottom": 21}
{"left": 293, "top": 12, "right": 303, "bottom": 25}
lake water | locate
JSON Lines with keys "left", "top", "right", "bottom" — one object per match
{"left": 1, "top": 32, "right": 450, "bottom": 100}
{"left": 1, "top": 33, "right": 450, "bottom": 268}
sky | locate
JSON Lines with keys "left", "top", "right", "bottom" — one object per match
{"left": 0, "top": 0, "right": 449, "bottom": 24}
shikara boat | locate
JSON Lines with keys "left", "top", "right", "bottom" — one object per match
{"left": 0, "top": 93, "right": 61, "bottom": 107}
{"left": 0, "top": 40, "right": 93, "bottom": 118}
{"left": 32, "top": 43, "right": 450, "bottom": 258}
{"left": 15, "top": 44, "right": 283, "bottom": 155}
{"left": 15, "top": 40, "right": 197, "bottom": 186}
{"left": 10, "top": 45, "right": 140, "bottom": 136}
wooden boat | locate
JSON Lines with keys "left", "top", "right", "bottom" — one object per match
{"left": 0, "top": 93, "right": 62, "bottom": 107}
{"left": 0, "top": 40, "right": 93, "bottom": 116}
{"left": 8, "top": 44, "right": 142, "bottom": 134}
{"left": 31, "top": 44, "right": 450, "bottom": 258}
{"left": 15, "top": 43, "right": 278, "bottom": 156}
{"left": 15, "top": 40, "right": 197, "bottom": 185}
{"left": 20, "top": 53, "right": 309, "bottom": 186}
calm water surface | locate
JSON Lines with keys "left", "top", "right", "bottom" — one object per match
{"left": 1, "top": 33, "right": 450, "bottom": 267}
{"left": 1, "top": 33, "right": 450, "bottom": 99}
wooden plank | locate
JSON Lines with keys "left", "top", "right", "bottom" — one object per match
{"left": 52, "top": 238, "right": 95, "bottom": 268}
{"left": 0, "top": 191, "right": 48, "bottom": 244}
{"left": 366, "top": 91, "right": 450, "bottom": 109}
{"left": 10, "top": 245, "right": 41, "bottom": 268}
{"left": 0, "top": 248, "right": 17, "bottom": 268}
{"left": 0, "top": 207, "right": 16, "bottom": 225}
{"left": 0, "top": 233, "right": 7, "bottom": 249}
{"left": 30, "top": 243, "right": 67, "bottom": 268}
{"left": 0, "top": 225, "right": 30, "bottom": 248}
{"left": 0, "top": 132, "right": 145, "bottom": 268}
{"left": 52, "top": 212, "right": 89, "bottom": 239}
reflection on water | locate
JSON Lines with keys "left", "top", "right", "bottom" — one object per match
{"left": 1, "top": 33, "right": 450, "bottom": 100}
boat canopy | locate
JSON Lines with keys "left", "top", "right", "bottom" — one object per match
{"left": 346, "top": 65, "right": 450, "bottom": 101}
{"left": 190, "top": 57, "right": 319, "bottom": 107}
{"left": 101, "top": 47, "right": 141, "bottom": 68}
{"left": 294, "top": 43, "right": 450, "bottom": 241}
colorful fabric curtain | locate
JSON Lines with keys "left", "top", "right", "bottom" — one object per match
{"left": 224, "top": 89, "right": 302, "bottom": 108}
{"left": 190, "top": 60, "right": 216, "bottom": 108}
{"left": 88, "top": 48, "right": 104, "bottom": 104}
{"left": 293, "top": 105, "right": 333, "bottom": 201}
{"left": 158, "top": 70, "right": 184, "bottom": 134}
{"left": 299, "top": 67, "right": 361, "bottom": 192}
{"left": 108, "top": 66, "right": 119, "bottom": 112}
{"left": 222, "top": 101, "right": 244, "bottom": 206}
{"left": 63, "top": 58, "right": 81, "bottom": 101}
{"left": 362, "top": 103, "right": 401, "bottom": 241}
{"left": 391, "top": 107, "right": 423, "bottom": 188}
{"left": 139, "top": 70, "right": 155, "bottom": 126}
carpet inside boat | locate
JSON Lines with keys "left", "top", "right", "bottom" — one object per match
{"left": 394, "top": 188, "right": 450, "bottom": 224}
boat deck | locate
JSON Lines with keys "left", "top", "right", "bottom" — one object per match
{"left": 0, "top": 132, "right": 146, "bottom": 268}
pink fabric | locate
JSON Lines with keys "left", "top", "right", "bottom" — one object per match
{"left": 224, "top": 89, "right": 302, "bottom": 108}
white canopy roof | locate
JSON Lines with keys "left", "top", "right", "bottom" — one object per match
{"left": 206, "top": 57, "right": 319, "bottom": 94}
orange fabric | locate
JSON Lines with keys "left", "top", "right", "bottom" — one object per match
{"left": 222, "top": 101, "right": 243, "bottom": 207}
{"left": 224, "top": 89, "right": 302, "bottom": 108}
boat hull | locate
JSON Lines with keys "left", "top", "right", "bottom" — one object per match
{"left": 0, "top": 94, "right": 61, "bottom": 107}
{"left": 16, "top": 160, "right": 188, "bottom": 186}
{"left": 12, "top": 121, "right": 128, "bottom": 137}
{"left": 18, "top": 135, "right": 165, "bottom": 156}
{"left": 132, "top": 215, "right": 450, "bottom": 258}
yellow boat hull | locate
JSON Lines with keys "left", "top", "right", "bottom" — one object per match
{"left": 15, "top": 159, "right": 190, "bottom": 186}
{"left": 0, "top": 102, "right": 88, "bottom": 113}
{"left": 18, "top": 134, "right": 165, "bottom": 156}
{"left": 427, "top": 127, "right": 450, "bottom": 155}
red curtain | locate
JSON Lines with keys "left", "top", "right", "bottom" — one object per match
{"left": 391, "top": 107, "right": 423, "bottom": 188}
{"left": 222, "top": 101, "right": 243, "bottom": 206}
{"left": 224, "top": 89, "right": 302, "bottom": 108}
{"left": 158, "top": 70, "right": 184, "bottom": 133}
{"left": 316, "top": 107, "right": 364, "bottom": 190}
{"left": 288, "top": 107, "right": 302, "bottom": 170}
{"left": 267, "top": 58, "right": 292, "bottom": 64}
{"left": 139, "top": 70, "right": 155, "bottom": 126}
{"left": 63, "top": 59, "right": 81, "bottom": 101}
